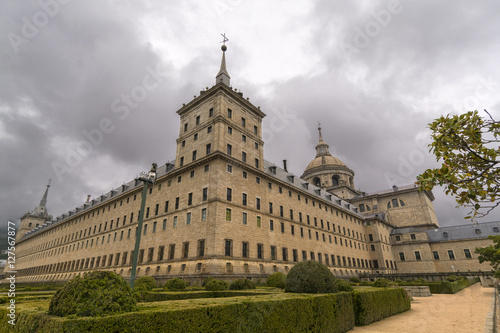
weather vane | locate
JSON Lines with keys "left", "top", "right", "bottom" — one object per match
{"left": 220, "top": 33, "right": 229, "bottom": 45}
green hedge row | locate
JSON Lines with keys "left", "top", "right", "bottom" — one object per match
{"left": 144, "top": 290, "right": 271, "bottom": 302}
{"left": 0, "top": 293, "right": 355, "bottom": 333}
{"left": 352, "top": 288, "right": 411, "bottom": 326}
{"left": 426, "top": 278, "right": 477, "bottom": 294}
{"left": 396, "top": 277, "right": 478, "bottom": 294}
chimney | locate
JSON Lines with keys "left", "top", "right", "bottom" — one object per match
{"left": 283, "top": 160, "right": 288, "bottom": 172}
{"left": 392, "top": 185, "right": 398, "bottom": 191}
{"left": 86, "top": 195, "right": 91, "bottom": 203}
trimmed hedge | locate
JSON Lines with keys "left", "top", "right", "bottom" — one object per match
{"left": 397, "top": 277, "right": 478, "bottom": 294}
{"left": 229, "top": 279, "right": 256, "bottom": 290}
{"left": 1, "top": 293, "right": 355, "bottom": 333}
{"left": 285, "top": 260, "right": 337, "bottom": 293}
{"left": 144, "top": 290, "right": 270, "bottom": 302}
{"left": 352, "top": 288, "right": 411, "bottom": 326}
{"left": 164, "top": 278, "right": 186, "bottom": 291}
{"left": 204, "top": 279, "right": 229, "bottom": 291}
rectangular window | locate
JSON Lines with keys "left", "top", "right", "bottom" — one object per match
{"left": 196, "top": 115, "right": 200, "bottom": 125}
{"left": 180, "top": 156, "right": 184, "bottom": 166}
{"left": 153, "top": 221, "right": 157, "bottom": 233}
{"left": 257, "top": 216, "right": 261, "bottom": 228}
{"left": 255, "top": 158, "right": 259, "bottom": 168}
{"left": 270, "top": 220, "right": 274, "bottom": 231}
{"left": 242, "top": 134, "right": 246, "bottom": 142}
{"left": 293, "top": 249, "right": 298, "bottom": 262}
{"left": 282, "top": 247, "right": 288, "bottom": 261}
{"left": 226, "top": 208, "right": 231, "bottom": 221}
{"left": 201, "top": 208, "right": 207, "bottom": 221}
{"left": 242, "top": 242, "right": 249, "bottom": 258}
{"left": 448, "top": 250, "right": 455, "bottom": 260}
{"left": 269, "top": 202, "right": 273, "bottom": 214}
{"left": 257, "top": 243, "right": 263, "bottom": 259}
{"left": 242, "top": 212, "right": 247, "bottom": 225}
{"left": 173, "top": 216, "right": 178, "bottom": 227}
{"left": 227, "top": 108, "right": 232, "bottom": 118}
{"left": 302, "top": 251, "right": 307, "bottom": 261}
{"left": 241, "top": 117, "right": 246, "bottom": 127}
{"left": 202, "top": 187, "right": 208, "bottom": 201}
{"left": 175, "top": 197, "right": 179, "bottom": 209}
{"left": 410, "top": 233, "right": 416, "bottom": 240}
{"left": 183, "top": 242, "right": 189, "bottom": 258}
{"left": 256, "top": 198, "right": 261, "bottom": 210}
{"left": 198, "top": 239, "right": 205, "bottom": 257}
{"left": 227, "top": 165, "right": 232, "bottom": 173}
{"left": 227, "top": 188, "right": 232, "bottom": 201}
{"left": 464, "top": 249, "right": 472, "bottom": 259}
{"left": 415, "top": 251, "right": 422, "bottom": 261}
{"left": 209, "top": 108, "right": 214, "bottom": 117}
{"left": 163, "top": 219, "right": 167, "bottom": 230}
{"left": 433, "top": 251, "right": 440, "bottom": 260}
{"left": 186, "top": 212, "right": 191, "bottom": 225}
{"left": 242, "top": 171, "right": 247, "bottom": 179}
{"left": 242, "top": 193, "right": 247, "bottom": 206}
{"left": 254, "top": 125, "right": 257, "bottom": 134}
{"left": 225, "top": 239, "right": 233, "bottom": 256}
{"left": 280, "top": 206, "right": 284, "bottom": 217}
{"left": 206, "top": 144, "right": 211, "bottom": 154}
{"left": 290, "top": 209, "right": 294, "bottom": 220}
{"left": 148, "top": 248, "right": 154, "bottom": 262}
{"left": 227, "top": 144, "right": 232, "bottom": 155}
{"left": 271, "top": 246, "right": 276, "bottom": 260}
{"left": 281, "top": 222, "right": 285, "bottom": 233}
{"left": 207, "top": 125, "right": 212, "bottom": 133}
{"left": 169, "top": 244, "right": 175, "bottom": 260}
{"left": 188, "top": 193, "right": 193, "bottom": 205}
{"left": 399, "top": 252, "right": 405, "bottom": 261}
{"left": 242, "top": 151, "right": 247, "bottom": 162}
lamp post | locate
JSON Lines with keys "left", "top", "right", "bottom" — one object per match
{"left": 129, "top": 163, "right": 157, "bottom": 289}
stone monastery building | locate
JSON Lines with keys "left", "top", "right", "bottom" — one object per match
{"left": 10, "top": 45, "right": 500, "bottom": 283}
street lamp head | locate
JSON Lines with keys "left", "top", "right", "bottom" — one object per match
{"left": 138, "top": 163, "right": 157, "bottom": 183}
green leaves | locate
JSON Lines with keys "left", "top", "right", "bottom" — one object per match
{"left": 417, "top": 110, "right": 500, "bottom": 220}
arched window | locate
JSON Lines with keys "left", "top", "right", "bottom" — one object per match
{"left": 391, "top": 199, "right": 399, "bottom": 208}
{"left": 399, "top": 200, "right": 405, "bottom": 206}
{"left": 313, "top": 177, "right": 321, "bottom": 187}
{"left": 387, "top": 201, "right": 391, "bottom": 209}
{"left": 332, "top": 175, "right": 339, "bottom": 187}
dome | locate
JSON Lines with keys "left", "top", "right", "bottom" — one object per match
{"left": 304, "top": 155, "right": 346, "bottom": 172}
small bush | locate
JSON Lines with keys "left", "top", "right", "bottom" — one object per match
{"left": 48, "top": 271, "right": 136, "bottom": 317}
{"left": 415, "top": 278, "right": 426, "bottom": 283}
{"left": 266, "top": 272, "right": 287, "bottom": 289}
{"left": 202, "top": 277, "right": 214, "bottom": 287}
{"left": 229, "top": 279, "right": 256, "bottom": 290}
{"left": 373, "top": 278, "right": 396, "bottom": 288}
{"left": 446, "top": 275, "right": 459, "bottom": 282}
{"left": 285, "top": 260, "right": 337, "bottom": 294}
{"left": 395, "top": 279, "right": 403, "bottom": 283}
{"left": 337, "top": 279, "right": 354, "bottom": 292}
{"left": 204, "top": 279, "right": 229, "bottom": 291}
{"left": 349, "top": 277, "right": 361, "bottom": 283}
{"left": 134, "top": 276, "right": 156, "bottom": 291}
{"left": 164, "top": 278, "right": 186, "bottom": 290}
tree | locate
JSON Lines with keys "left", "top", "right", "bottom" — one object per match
{"left": 475, "top": 235, "right": 500, "bottom": 277}
{"left": 417, "top": 110, "right": 500, "bottom": 220}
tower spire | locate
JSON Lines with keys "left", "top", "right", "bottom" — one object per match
{"left": 216, "top": 33, "right": 231, "bottom": 86}
{"left": 318, "top": 122, "right": 324, "bottom": 142}
{"left": 315, "top": 122, "right": 331, "bottom": 157}
{"left": 31, "top": 179, "right": 51, "bottom": 219}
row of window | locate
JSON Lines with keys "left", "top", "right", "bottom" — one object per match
{"left": 399, "top": 249, "right": 472, "bottom": 262}
{"left": 183, "top": 108, "right": 259, "bottom": 136}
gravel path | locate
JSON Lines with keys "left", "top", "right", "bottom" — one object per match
{"left": 351, "top": 283, "right": 493, "bottom": 333}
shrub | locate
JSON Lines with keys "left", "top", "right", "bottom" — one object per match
{"left": 164, "top": 278, "right": 186, "bottom": 290}
{"left": 229, "top": 279, "right": 256, "bottom": 290}
{"left": 202, "top": 277, "right": 214, "bottom": 287}
{"left": 415, "top": 278, "right": 426, "bottom": 283}
{"left": 266, "top": 272, "right": 287, "bottom": 289}
{"left": 337, "top": 279, "right": 354, "bottom": 292}
{"left": 48, "top": 271, "right": 136, "bottom": 317}
{"left": 395, "top": 279, "right": 403, "bottom": 283}
{"left": 285, "top": 260, "right": 337, "bottom": 293}
{"left": 204, "top": 279, "right": 229, "bottom": 291}
{"left": 134, "top": 276, "right": 156, "bottom": 291}
{"left": 353, "top": 288, "right": 411, "bottom": 325}
{"left": 373, "top": 278, "right": 396, "bottom": 288}
{"left": 349, "top": 277, "right": 361, "bottom": 283}
{"left": 446, "top": 275, "right": 459, "bottom": 282}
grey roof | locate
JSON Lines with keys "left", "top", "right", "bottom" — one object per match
{"left": 263, "top": 160, "right": 362, "bottom": 217}
{"left": 22, "top": 162, "right": 175, "bottom": 240}
{"left": 392, "top": 221, "right": 500, "bottom": 242}
{"left": 352, "top": 184, "right": 419, "bottom": 199}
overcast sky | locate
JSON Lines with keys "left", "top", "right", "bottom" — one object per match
{"left": 1, "top": 0, "right": 499, "bottom": 232}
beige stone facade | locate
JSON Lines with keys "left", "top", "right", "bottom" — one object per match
{"left": 8, "top": 46, "right": 499, "bottom": 284}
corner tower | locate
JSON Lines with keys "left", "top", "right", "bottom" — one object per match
{"left": 17, "top": 180, "right": 53, "bottom": 241}
{"left": 301, "top": 125, "right": 359, "bottom": 199}
{"left": 174, "top": 43, "right": 266, "bottom": 171}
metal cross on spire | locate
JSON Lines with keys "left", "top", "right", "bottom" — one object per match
{"left": 220, "top": 33, "right": 229, "bottom": 45}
